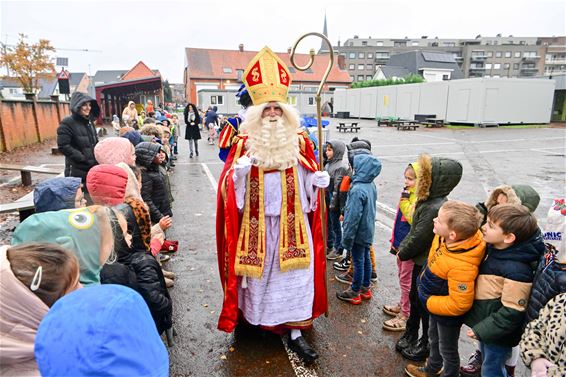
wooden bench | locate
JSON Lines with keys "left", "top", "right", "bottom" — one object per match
{"left": 394, "top": 121, "right": 419, "bottom": 131}
{"left": 337, "top": 122, "right": 360, "bottom": 133}
{"left": 0, "top": 191, "right": 35, "bottom": 221}
{"left": 0, "top": 164, "right": 62, "bottom": 186}
{"left": 377, "top": 119, "right": 395, "bottom": 127}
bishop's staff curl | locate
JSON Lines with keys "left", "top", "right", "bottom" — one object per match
{"left": 290, "top": 32, "right": 334, "bottom": 315}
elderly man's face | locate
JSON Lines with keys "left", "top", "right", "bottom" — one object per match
{"left": 262, "top": 102, "right": 283, "bottom": 120}
{"left": 79, "top": 102, "right": 91, "bottom": 117}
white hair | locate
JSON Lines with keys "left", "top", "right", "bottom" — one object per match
{"left": 240, "top": 102, "right": 301, "bottom": 170}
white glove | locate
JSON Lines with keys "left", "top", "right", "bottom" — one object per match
{"left": 233, "top": 155, "right": 253, "bottom": 181}
{"left": 531, "top": 358, "right": 555, "bottom": 377}
{"left": 313, "top": 171, "right": 330, "bottom": 188}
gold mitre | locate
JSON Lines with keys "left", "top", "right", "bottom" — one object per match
{"left": 243, "top": 46, "right": 292, "bottom": 105}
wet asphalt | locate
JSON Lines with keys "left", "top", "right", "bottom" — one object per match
{"left": 166, "top": 119, "right": 565, "bottom": 376}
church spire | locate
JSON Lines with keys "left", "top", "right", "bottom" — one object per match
{"left": 319, "top": 13, "right": 329, "bottom": 53}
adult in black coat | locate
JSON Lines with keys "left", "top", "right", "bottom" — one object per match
{"left": 57, "top": 92, "right": 100, "bottom": 183}
{"left": 184, "top": 103, "right": 201, "bottom": 158}
{"left": 135, "top": 142, "right": 172, "bottom": 223}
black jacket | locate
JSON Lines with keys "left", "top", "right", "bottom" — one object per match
{"left": 184, "top": 103, "right": 202, "bottom": 140}
{"left": 57, "top": 92, "right": 100, "bottom": 182}
{"left": 524, "top": 248, "right": 566, "bottom": 326}
{"left": 135, "top": 142, "right": 172, "bottom": 223}
{"left": 111, "top": 204, "right": 173, "bottom": 334}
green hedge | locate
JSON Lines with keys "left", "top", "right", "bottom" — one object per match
{"left": 352, "top": 74, "right": 425, "bottom": 88}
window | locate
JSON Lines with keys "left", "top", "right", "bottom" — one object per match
{"left": 495, "top": 51, "right": 502, "bottom": 58}
{"left": 366, "top": 75, "right": 372, "bottom": 80}
{"left": 411, "top": 41, "right": 419, "bottom": 46}
{"left": 357, "top": 75, "right": 364, "bottom": 81}
{"left": 350, "top": 75, "right": 355, "bottom": 81}
{"left": 485, "top": 63, "right": 492, "bottom": 69}
{"left": 349, "top": 64, "right": 355, "bottom": 70}
{"left": 486, "top": 51, "right": 493, "bottom": 57}
{"left": 287, "top": 96, "right": 297, "bottom": 105}
{"left": 222, "top": 67, "right": 232, "bottom": 73}
{"left": 375, "top": 52, "right": 389, "bottom": 59}
{"left": 367, "top": 53, "right": 373, "bottom": 59}
{"left": 444, "top": 42, "right": 455, "bottom": 47}
{"left": 358, "top": 64, "right": 364, "bottom": 70}
{"left": 366, "top": 64, "right": 373, "bottom": 70}
{"left": 494, "top": 63, "right": 501, "bottom": 69}
{"left": 210, "top": 96, "right": 216, "bottom": 105}
{"left": 515, "top": 52, "right": 521, "bottom": 58}
{"left": 308, "top": 97, "right": 315, "bottom": 106}
{"left": 504, "top": 63, "right": 510, "bottom": 69}
{"left": 376, "top": 41, "right": 383, "bottom": 46}
{"left": 524, "top": 51, "right": 537, "bottom": 58}
{"left": 394, "top": 41, "right": 407, "bottom": 47}
{"left": 358, "top": 52, "right": 365, "bottom": 58}
{"left": 442, "top": 74, "right": 450, "bottom": 80}
{"left": 349, "top": 52, "right": 356, "bottom": 59}
{"left": 362, "top": 41, "right": 367, "bottom": 46}
{"left": 236, "top": 69, "right": 244, "bottom": 81}
{"left": 210, "top": 95, "right": 223, "bottom": 105}
{"left": 513, "top": 63, "right": 520, "bottom": 70}
{"left": 505, "top": 51, "right": 511, "bottom": 58}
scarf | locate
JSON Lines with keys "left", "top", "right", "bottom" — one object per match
{"left": 125, "top": 197, "right": 152, "bottom": 251}
{"left": 235, "top": 165, "right": 310, "bottom": 278}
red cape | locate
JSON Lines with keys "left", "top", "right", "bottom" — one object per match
{"left": 216, "top": 133, "right": 328, "bottom": 333}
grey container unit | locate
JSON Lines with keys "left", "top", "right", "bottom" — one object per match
{"left": 445, "top": 78, "right": 555, "bottom": 124}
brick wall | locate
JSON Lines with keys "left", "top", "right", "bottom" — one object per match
{"left": 0, "top": 99, "right": 70, "bottom": 152}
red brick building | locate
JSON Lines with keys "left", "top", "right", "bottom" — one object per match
{"left": 184, "top": 45, "right": 351, "bottom": 105}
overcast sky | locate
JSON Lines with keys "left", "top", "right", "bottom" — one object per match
{"left": 1, "top": 0, "right": 564, "bottom": 83}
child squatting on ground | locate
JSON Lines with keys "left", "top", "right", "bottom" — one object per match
{"left": 404, "top": 200, "right": 486, "bottom": 377}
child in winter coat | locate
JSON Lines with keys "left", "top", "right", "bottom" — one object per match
{"left": 34, "top": 285, "right": 169, "bottom": 377}
{"left": 11, "top": 206, "right": 118, "bottom": 286}
{"left": 324, "top": 140, "right": 349, "bottom": 260}
{"left": 396, "top": 154, "right": 463, "bottom": 362}
{"left": 383, "top": 162, "right": 419, "bottom": 332}
{"left": 336, "top": 154, "right": 382, "bottom": 305}
{"left": 461, "top": 183, "right": 542, "bottom": 377}
{"left": 94, "top": 137, "right": 137, "bottom": 166}
{"left": 33, "top": 177, "right": 86, "bottom": 212}
{"left": 405, "top": 201, "right": 486, "bottom": 377}
{"left": 0, "top": 243, "right": 81, "bottom": 377}
{"left": 135, "top": 142, "right": 173, "bottom": 223}
{"left": 520, "top": 293, "right": 566, "bottom": 377}
{"left": 465, "top": 204, "right": 545, "bottom": 377}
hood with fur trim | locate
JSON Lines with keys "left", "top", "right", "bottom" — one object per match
{"left": 484, "top": 184, "right": 540, "bottom": 213}
{"left": 415, "top": 154, "right": 462, "bottom": 202}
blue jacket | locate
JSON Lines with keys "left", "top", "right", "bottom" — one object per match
{"left": 341, "top": 154, "right": 382, "bottom": 250}
{"left": 35, "top": 284, "right": 169, "bottom": 377}
{"left": 33, "top": 177, "right": 82, "bottom": 213}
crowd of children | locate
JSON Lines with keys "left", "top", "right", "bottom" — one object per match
{"left": 325, "top": 136, "right": 565, "bottom": 377}
{"left": 1, "top": 111, "right": 180, "bottom": 375}
{"left": 1, "top": 110, "right": 564, "bottom": 376}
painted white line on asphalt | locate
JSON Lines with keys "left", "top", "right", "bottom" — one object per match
{"left": 376, "top": 145, "right": 566, "bottom": 159}
{"left": 375, "top": 142, "right": 455, "bottom": 148}
{"left": 376, "top": 201, "right": 396, "bottom": 217}
{"left": 468, "top": 136, "right": 565, "bottom": 144}
{"left": 176, "top": 161, "right": 224, "bottom": 166}
{"left": 412, "top": 133, "right": 459, "bottom": 142}
{"left": 281, "top": 336, "right": 319, "bottom": 377}
{"left": 375, "top": 220, "right": 393, "bottom": 233}
{"left": 201, "top": 163, "right": 218, "bottom": 194}
{"left": 373, "top": 137, "right": 565, "bottom": 149}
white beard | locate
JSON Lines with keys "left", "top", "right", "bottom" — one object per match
{"left": 242, "top": 105, "right": 300, "bottom": 170}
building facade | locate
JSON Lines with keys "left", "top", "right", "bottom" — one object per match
{"left": 335, "top": 35, "right": 565, "bottom": 82}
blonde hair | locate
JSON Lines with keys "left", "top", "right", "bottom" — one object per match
{"left": 88, "top": 206, "right": 117, "bottom": 264}
{"left": 7, "top": 243, "right": 80, "bottom": 307}
{"left": 441, "top": 200, "right": 483, "bottom": 240}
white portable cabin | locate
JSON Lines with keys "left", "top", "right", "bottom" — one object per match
{"left": 335, "top": 78, "right": 555, "bottom": 124}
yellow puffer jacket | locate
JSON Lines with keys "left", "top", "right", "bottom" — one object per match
{"left": 418, "top": 231, "right": 486, "bottom": 325}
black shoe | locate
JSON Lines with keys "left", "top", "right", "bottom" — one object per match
{"left": 170, "top": 162, "right": 176, "bottom": 167}
{"left": 288, "top": 336, "right": 318, "bottom": 364}
{"left": 395, "top": 331, "right": 418, "bottom": 352}
{"left": 333, "top": 257, "right": 351, "bottom": 271}
{"left": 196, "top": 152, "right": 199, "bottom": 156}
{"left": 401, "top": 338, "right": 430, "bottom": 362}
{"left": 190, "top": 153, "right": 193, "bottom": 158}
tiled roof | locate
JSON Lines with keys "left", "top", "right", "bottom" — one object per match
{"left": 69, "top": 72, "right": 86, "bottom": 87}
{"left": 93, "top": 70, "right": 128, "bottom": 84}
{"left": 185, "top": 47, "right": 351, "bottom": 84}
{"left": 122, "top": 61, "right": 159, "bottom": 81}
{"left": 379, "top": 66, "right": 411, "bottom": 78}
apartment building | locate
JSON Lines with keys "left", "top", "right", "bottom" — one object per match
{"left": 335, "top": 35, "right": 564, "bottom": 82}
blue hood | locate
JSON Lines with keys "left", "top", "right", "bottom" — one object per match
{"left": 35, "top": 285, "right": 169, "bottom": 377}
{"left": 352, "top": 154, "right": 382, "bottom": 183}
{"left": 33, "top": 177, "right": 82, "bottom": 213}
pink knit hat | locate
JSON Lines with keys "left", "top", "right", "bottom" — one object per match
{"left": 94, "top": 137, "right": 135, "bottom": 165}
{"left": 86, "top": 165, "right": 128, "bottom": 206}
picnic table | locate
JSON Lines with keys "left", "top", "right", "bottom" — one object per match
{"left": 393, "top": 120, "right": 419, "bottom": 131}
{"left": 377, "top": 119, "right": 395, "bottom": 127}
{"left": 337, "top": 122, "right": 360, "bottom": 133}
{"left": 421, "top": 118, "right": 445, "bottom": 128}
